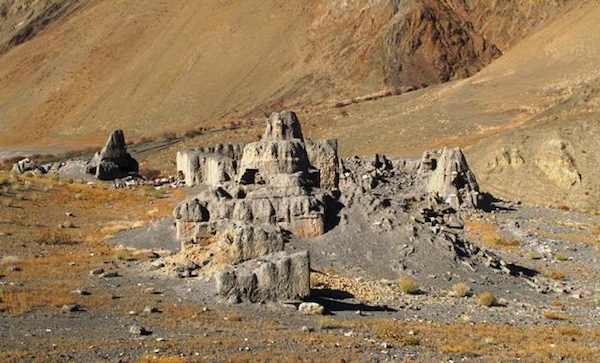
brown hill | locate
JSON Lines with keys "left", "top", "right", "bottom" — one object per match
{"left": 1, "top": 0, "right": 597, "bottom": 210}
{"left": 0, "top": 0, "right": 565, "bottom": 147}
{"left": 309, "top": 0, "right": 600, "bottom": 211}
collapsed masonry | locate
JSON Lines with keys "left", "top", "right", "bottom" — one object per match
{"left": 86, "top": 129, "right": 139, "bottom": 180}
{"left": 173, "top": 111, "right": 338, "bottom": 303}
{"left": 170, "top": 111, "right": 530, "bottom": 304}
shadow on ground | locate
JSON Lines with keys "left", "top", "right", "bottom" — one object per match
{"left": 310, "top": 288, "right": 397, "bottom": 314}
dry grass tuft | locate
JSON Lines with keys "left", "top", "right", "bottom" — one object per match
{"left": 464, "top": 219, "right": 519, "bottom": 250}
{"left": 542, "top": 311, "right": 575, "bottom": 321}
{"left": 1, "top": 198, "right": 14, "bottom": 207}
{"left": 543, "top": 268, "right": 567, "bottom": 281}
{"left": 113, "top": 248, "right": 138, "bottom": 261}
{"left": 554, "top": 252, "right": 568, "bottom": 261}
{"left": 557, "top": 326, "right": 582, "bottom": 336}
{"left": 33, "top": 231, "right": 77, "bottom": 246}
{"left": 397, "top": 276, "right": 420, "bottom": 295}
{"left": 1, "top": 255, "right": 20, "bottom": 265}
{"left": 477, "top": 292, "right": 497, "bottom": 307}
{"left": 141, "top": 356, "right": 187, "bottom": 363}
{"left": 449, "top": 283, "right": 471, "bottom": 297}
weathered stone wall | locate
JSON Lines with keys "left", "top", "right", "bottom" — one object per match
{"left": 215, "top": 251, "right": 310, "bottom": 303}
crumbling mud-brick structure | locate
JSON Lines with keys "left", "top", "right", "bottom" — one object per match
{"left": 167, "top": 110, "right": 534, "bottom": 305}
{"left": 173, "top": 111, "right": 339, "bottom": 303}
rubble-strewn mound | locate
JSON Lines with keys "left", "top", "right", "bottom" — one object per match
{"left": 295, "top": 149, "right": 537, "bottom": 294}
{"left": 150, "top": 111, "right": 540, "bottom": 304}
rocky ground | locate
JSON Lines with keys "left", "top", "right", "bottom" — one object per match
{"left": 0, "top": 165, "right": 599, "bottom": 362}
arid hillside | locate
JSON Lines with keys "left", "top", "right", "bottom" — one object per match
{"left": 0, "top": 0, "right": 566, "bottom": 146}
{"left": 0, "top": 0, "right": 598, "bottom": 210}
{"left": 307, "top": 0, "right": 600, "bottom": 211}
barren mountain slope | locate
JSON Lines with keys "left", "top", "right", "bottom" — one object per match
{"left": 310, "top": 0, "right": 600, "bottom": 211}
{"left": 0, "top": 0, "right": 566, "bottom": 148}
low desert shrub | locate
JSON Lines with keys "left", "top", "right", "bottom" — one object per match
{"left": 33, "top": 231, "right": 76, "bottom": 246}
{"left": 398, "top": 276, "right": 420, "bottom": 295}
{"left": 114, "top": 248, "right": 136, "bottom": 261}
{"left": 450, "top": 283, "right": 471, "bottom": 297}
{"left": 491, "top": 236, "right": 520, "bottom": 248}
{"left": 554, "top": 252, "right": 568, "bottom": 261}
{"left": 143, "top": 186, "right": 165, "bottom": 199}
{"left": 184, "top": 128, "right": 204, "bottom": 138}
{"left": 543, "top": 268, "right": 566, "bottom": 281}
{"left": 319, "top": 316, "right": 339, "bottom": 330}
{"left": 477, "top": 292, "right": 497, "bottom": 307}
{"left": 542, "top": 311, "right": 574, "bottom": 321}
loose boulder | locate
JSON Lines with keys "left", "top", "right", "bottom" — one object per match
{"left": 11, "top": 158, "right": 46, "bottom": 174}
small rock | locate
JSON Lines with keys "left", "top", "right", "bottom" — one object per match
{"left": 146, "top": 252, "right": 160, "bottom": 259}
{"left": 298, "top": 302, "right": 325, "bottom": 315}
{"left": 9, "top": 265, "right": 21, "bottom": 272}
{"left": 61, "top": 304, "right": 81, "bottom": 313}
{"left": 300, "top": 325, "right": 312, "bottom": 333}
{"left": 129, "top": 325, "right": 151, "bottom": 336}
{"left": 65, "top": 212, "right": 74, "bottom": 217}
{"left": 100, "top": 271, "right": 119, "bottom": 278}
{"left": 227, "top": 295, "right": 241, "bottom": 304}
{"left": 89, "top": 268, "right": 104, "bottom": 276}
{"left": 143, "top": 287, "right": 161, "bottom": 295}
{"left": 73, "top": 289, "right": 90, "bottom": 296}
{"left": 143, "top": 306, "right": 159, "bottom": 314}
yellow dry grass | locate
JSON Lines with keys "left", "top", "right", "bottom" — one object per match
{"left": 0, "top": 172, "right": 181, "bottom": 315}
{"left": 542, "top": 311, "right": 577, "bottom": 321}
{"left": 369, "top": 319, "right": 600, "bottom": 362}
{"left": 464, "top": 219, "right": 520, "bottom": 251}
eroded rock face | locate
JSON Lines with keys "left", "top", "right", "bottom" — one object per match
{"left": 173, "top": 111, "right": 336, "bottom": 303}
{"left": 424, "top": 147, "right": 481, "bottom": 209}
{"left": 237, "top": 140, "right": 310, "bottom": 183}
{"left": 176, "top": 144, "right": 244, "bottom": 187}
{"left": 86, "top": 130, "right": 138, "bottom": 180}
{"left": 306, "top": 139, "right": 339, "bottom": 189}
{"left": 215, "top": 251, "right": 310, "bottom": 303}
{"left": 216, "top": 223, "right": 285, "bottom": 264}
{"left": 262, "top": 111, "right": 304, "bottom": 141}
{"left": 535, "top": 139, "right": 581, "bottom": 189}
{"left": 174, "top": 180, "right": 326, "bottom": 239}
